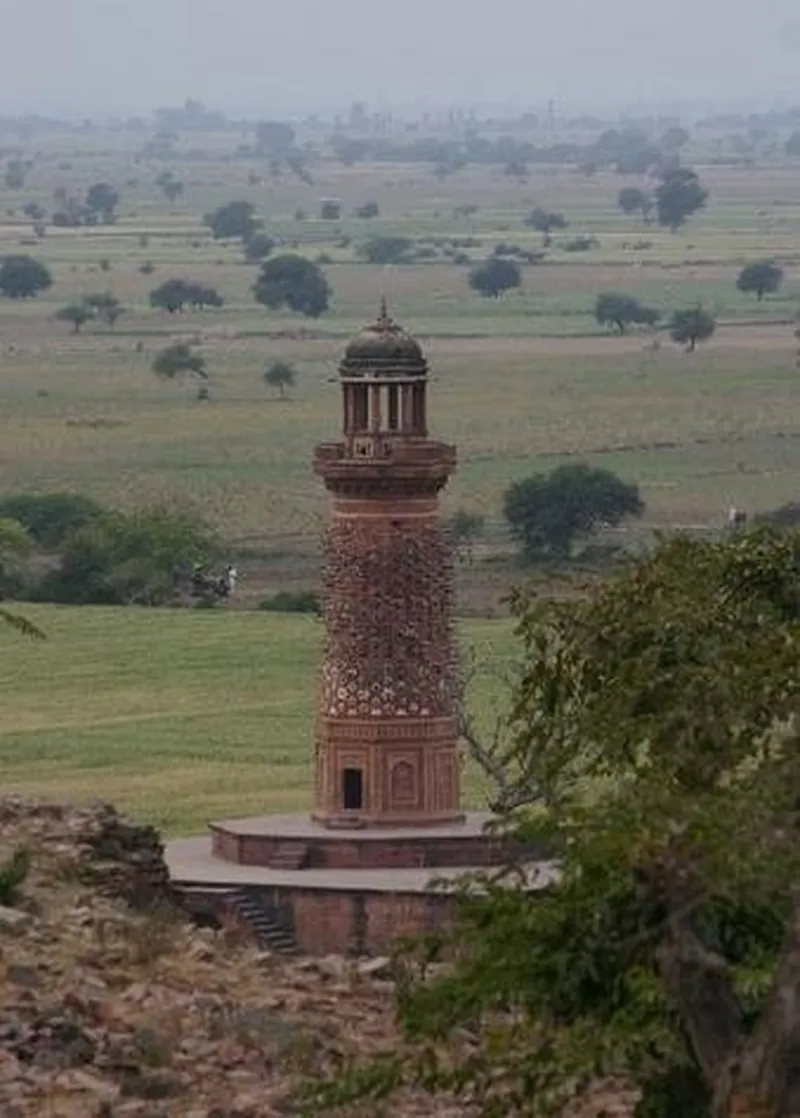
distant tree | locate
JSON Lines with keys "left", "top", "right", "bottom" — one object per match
{"left": 85, "top": 292, "right": 125, "bottom": 327}
{"left": 0, "top": 255, "right": 53, "bottom": 299}
{"left": 149, "top": 279, "right": 221, "bottom": 314}
{"left": 37, "top": 506, "right": 218, "bottom": 606}
{"left": 445, "top": 509, "right": 486, "bottom": 564}
{"left": 354, "top": 201, "right": 380, "bottom": 219}
{"left": 4, "top": 159, "right": 27, "bottom": 190}
{"left": 264, "top": 360, "right": 297, "bottom": 399}
{"left": 468, "top": 258, "right": 522, "bottom": 298}
{"left": 185, "top": 283, "right": 223, "bottom": 310}
{"left": 785, "top": 131, "right": 800, "bottom": 158}
{"left": 155, "top": 170, "right": 184, "bottom": 202}
{"left": 357, "top": 236, "right": 414, "bottom": 265}
{"left": 524, "top": 207, "right": 568, "bottom": 247}
{"left": 659, "top": 125, "right": 690, "bottom": 152}
{"left": 152, "top": 343, "right": 207, "bottom": 381}
{"left": 255, "top": 120, "right": 295, "bottom": 159}
{"left": 617, "top": 186, "right": 653, "bottom": 221}
{"left": 669, "top": 306, "right": 716, "bottom": 351}
{"left": 253, "top": 255, "right": 331, "bottom": 318}
{"left": 655, "top": 167, "right": 708, "bottom": 232}
{"left": 595, "top": 292, "right": 660, "bottom": 333}
{"left": 204, "top": 200, "right": 260, "bottom": 241}
{"left": 504, "top": 463, "right": 644, "bottom": 562}
{"left": 0, "top": 492, "right": 104, "bottom": 549}
{"left": 504, "top": 159, "right": 529, "bottom": 179}
{"left": 243, "top": 232, "right": 275, "bottom": 263}
{"left": 149, "top": 279, "right": 192, "bottom": 314}
{"left": 736, "top": 260, "right": 784, "bottom": 301}
{"left": 55, "top": 301, "right": 96, "bottom": 333}
{"left": 85, "top": 182, "right": 120, "bottom": 223}
{"left": 0, "top": 517, "right": 39, "bottom": 635}
{"left": 22, "top": 201, "right": 46, "bottom": 223}
{"left": 320, "top": 200, "right": 342, "bottom": 221}
{"left": 331, "top": 135, "right": 368, "bottom": 166}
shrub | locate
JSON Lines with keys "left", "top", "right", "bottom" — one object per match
{"left": 36, "top": 507, "right": 218, "bottom": 606}
{"left": 0, "top": 492, "right": 105, "bottom": 549}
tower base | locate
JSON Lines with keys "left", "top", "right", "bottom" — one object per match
{"left": 166, "top": 813, "right": 553, "bottom": 956}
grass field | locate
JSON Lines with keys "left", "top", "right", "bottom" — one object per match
{"left": 1, "top": 131, "right": 800, "bottom": 821}
{"left": 0, "top": 604, "right": 515, "bottom": 834}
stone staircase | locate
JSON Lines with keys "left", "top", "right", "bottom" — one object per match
{"left": 226, "top": 889, "right": 297, "bottom": 954}
{"left": 177, "top": 886, "right": 297, "bottom": 954}
{"left": 268, "top": 843, "right": 309, "bottom": 870}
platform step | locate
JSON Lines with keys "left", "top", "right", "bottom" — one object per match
{"left": 268, "top": 843, "right": 309, "bottom": 870}
{"left": 227, "top": 890, "right": 297, "bottom": 953}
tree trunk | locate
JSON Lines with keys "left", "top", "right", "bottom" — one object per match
{"left": 688, "top": 337, "right": 697, "bottom": 352}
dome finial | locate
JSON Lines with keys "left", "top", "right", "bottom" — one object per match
{"left": 377, "top": 295, "right": 391, "bottom": 328}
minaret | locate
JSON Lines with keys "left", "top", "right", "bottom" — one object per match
{"left": 312, "top": 303, "right": 463, "bottom": 827}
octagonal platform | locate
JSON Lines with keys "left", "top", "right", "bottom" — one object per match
{"left": 166, "top": 813, "right": 552, "bottom": 955}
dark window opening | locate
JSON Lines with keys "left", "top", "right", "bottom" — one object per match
{"left": 352, "top": 385, "right": 369, "bottom": 431}
{"left": 411, "top": 384, "right": 425, "bottom": 433}
{"left": 387, "top": 384, "right": 399, "bottom": 431}
{"left": 342, "top": 768, "right": 364, "bottom": 810}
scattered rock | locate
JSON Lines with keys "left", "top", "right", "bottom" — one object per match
{"left": 0, "top": 905, "right": 32, "bottom": 932}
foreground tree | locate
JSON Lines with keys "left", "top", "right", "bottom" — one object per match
{"left": 504, "top": 463, "right": 644, "bottom": 561}
{"left": 253, "top": 255, "right": 331, "bottom": 318}
{"left": 0, "top": 255, "right": 53, "bottom": 299}
{"left": 263, "top": 360, "right": 297, "bottom": 399}
{"left": 311, "top": 527, "right": 800, "bottom": 1118}
{"left": 669, "top": 306, "right": 716, "bottom": 352}
{"left": 524, "top": 207, "right": 568, "bottom": 247}
{"left": 469, "top": 258, "right": 522, "bottom": 298}
{"left": 736, "top": 260, "right": 784, "bottom": 302}
{"left": 595, "top": 292, "right": 660, "bottom": 333}
{"left": 655, "top": 167, "right": 709, "bottom": 232}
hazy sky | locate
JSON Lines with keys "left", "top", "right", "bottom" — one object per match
{"left": 3, "top": 0, "right": 800, "bottom": 118}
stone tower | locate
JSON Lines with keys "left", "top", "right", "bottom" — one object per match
{"left": 313, "top": 303, "right": 463, "bottom": 827}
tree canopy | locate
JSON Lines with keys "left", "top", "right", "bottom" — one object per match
{"left": 204, "top": 200, "right": 261, "bottom": 241}
{"left": 469, "top": 258, "right": 522, "bottom": 298}
{"left": 595, "top": 292, "right": 660, "bottom": 333}
{"left": 357, "top": 236, "right": 414, "bottom": 265}
{"left": 252, "top": 255, "right": 331, "bottom": 318}
{"left": 617, "top": 186, "right": 653, "bottom": 221}
{"left": 736, "top": 260, "right": 784, "bottom": 301}
{"left": 0, "top": 255, "right": 53, "bottom": 299}
{"left": 264, "top": 360, "right": 297, "bottom": 399}
{"left": 524, "top": 207, "right": 568, "bottom": 246}
{"left": 55, "top": 302, "right": 96, "bottom": 333}
{"left": 669, "top": 306, "right": 716, "bottom": 351}
{"left": 243, "top": 232, "right": 275, "bottom": 264}
{"left": 152, "top": 343, "right": 207, "bottom": 381}
{"left": 149, "top": 279, "right": 223, "bottom": 314}
{"left": 504, "top": 463, "right": 644, "bottom": 561}
{"left": 655, "top": 167, "right": 708, "bottom": 232}
{"left": 312, "top": 527, "right": 800, "bottom": 1118}
{"left": 85, "top": 182, "right": 120, "bottom": 223}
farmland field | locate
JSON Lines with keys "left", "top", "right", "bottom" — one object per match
{"left": 1, "top": 127, "right": 800, "bottom": 819}
{"left": 0, "top": 604, "right": 513, "bottom": 834}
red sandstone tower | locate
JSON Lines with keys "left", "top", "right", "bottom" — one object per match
{"left": 312, "top": 302, "right": 463, "bottom": 827}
